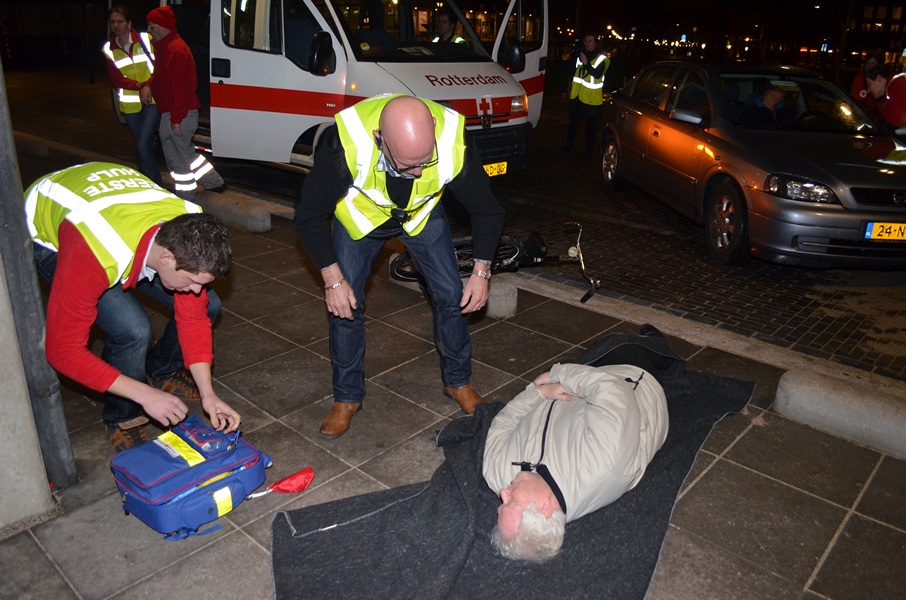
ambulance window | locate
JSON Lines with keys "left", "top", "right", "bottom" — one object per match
{"left": 311, "top": 0, "right": 339, "bottom": 37}
{"left": 221, "top": 0, "right": 283, "bottom": 53}
{"left": 285, "top": 0, "right": 323, "bottom": 70}
{"left": 502, "top": 0, "right": 544, "bottom": 53}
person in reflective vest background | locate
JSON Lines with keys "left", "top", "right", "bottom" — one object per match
{"left": 25, "top": 162, "right": 240, "bottom": 452}
{"left": 295, "top": 94, "right": 504, "bottom": 439}
{"left": 563, "top": 33, "right": 609, "bottom": 155}
{"left": 103, "top": 5, "right": 163, "bottom": 186}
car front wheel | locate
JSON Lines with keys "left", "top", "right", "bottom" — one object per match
{"left": 601, "top": 134, "right": 620, "bottom": 192}
{"left": 706, "top": 181, "right": 749, "bottom": 265}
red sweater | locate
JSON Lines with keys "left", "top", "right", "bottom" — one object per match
{"left": 881, "top": 74, "right": 906, "bottom": 129}
{"left": 45, "top": 221, "right": 214, "bottom": 393}
{"left": 148, "top": 30, "right": 199, "bottom": 125}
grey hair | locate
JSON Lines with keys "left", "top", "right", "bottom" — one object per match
{"left": 490, "top": 503, "right": 566, "bottom": 563}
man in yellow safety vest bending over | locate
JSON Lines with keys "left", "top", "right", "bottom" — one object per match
{"left": 295, "top": 94, "right": 505, "bottom": 439}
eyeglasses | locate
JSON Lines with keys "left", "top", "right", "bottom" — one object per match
{"left": 377, "top": 132, "right": 439, "bottom": 174}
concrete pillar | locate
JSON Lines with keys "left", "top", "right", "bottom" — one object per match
{"left": 0, "top": 257, "right": 56, "bottom": 530}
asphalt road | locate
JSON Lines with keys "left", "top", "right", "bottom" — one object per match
{"left": 6, "top": 67, "right": 906, "bottom": 380}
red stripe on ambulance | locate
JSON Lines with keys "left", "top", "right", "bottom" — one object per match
{"left": 210, "top": 84, "right": 362, "bottom": 117}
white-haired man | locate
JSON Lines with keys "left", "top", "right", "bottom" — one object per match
{"left": 482, "top": 361, "right": 669, "bottom": 562}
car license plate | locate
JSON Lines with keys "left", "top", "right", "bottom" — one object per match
{"left": 483, "top": 161, "right": 507, "bottom": 177}
{"left": 864, "top": 222, "right": 906, "bottom": 241}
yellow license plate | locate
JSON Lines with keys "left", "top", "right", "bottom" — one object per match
{"left": 864, "top": 222, "right": 906, "bottom": 241}
{"left": 483, "top": 161, "right": 507, "bottom": 177}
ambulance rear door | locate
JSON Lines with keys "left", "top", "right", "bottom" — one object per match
{"left": 493, "top": 0, "right": 548, "bottom": 127}
{"left": 208, "top": 0, "right": 347, "bottom": 163}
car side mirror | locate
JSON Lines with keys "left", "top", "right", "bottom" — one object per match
{"left": 497, "top": 38, "right": 525, "bottom": 74}
{"left": 309, "top": 32, "right": 336, "bottom": 76}
{"left": 671, "top": 107, "right": 704, "bottom": 125}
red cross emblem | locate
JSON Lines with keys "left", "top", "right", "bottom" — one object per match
{"left": 478, "top": 97, "right": 492, "bottom": 129}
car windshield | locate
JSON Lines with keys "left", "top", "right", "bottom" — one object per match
{"left": 721, "top": 74, "right": 879, "bottom": 134}
{"left": 326, "top": 0, "right": 492, "bottom": 62}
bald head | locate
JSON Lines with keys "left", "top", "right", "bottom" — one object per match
{"left": 376, "top": 96, "right": 436, "bottom": 176}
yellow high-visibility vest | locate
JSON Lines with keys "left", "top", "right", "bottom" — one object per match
{"left": 334, "top": 94, "right": 466, "bottom": 238}
{"left": 25, "top": 162, "right": 200, "bottom": 287}
{"left": 569, "top": 53, "right": 609, "bottom": 106}
{"left": 102, "top": 32, "right": 155, "bottom": 114}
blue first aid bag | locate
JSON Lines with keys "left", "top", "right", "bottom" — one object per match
{"left": 109, "top": 416, "right": 271, "bottom": 540}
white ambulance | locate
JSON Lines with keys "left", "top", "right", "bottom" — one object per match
{"left": 200, "top": 0, "right": 548, "bottom": 176}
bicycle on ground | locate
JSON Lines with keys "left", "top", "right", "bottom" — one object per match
{"left": 389, "top": 222, "right": 602, "bottom": 303}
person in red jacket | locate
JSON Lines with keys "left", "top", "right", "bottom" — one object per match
{"left": 26, "top": 162, "right": 240, "bottom": 451}
{"left": 851, "top": 49, "right": 885, "bottom": 122}
{"left": 144, "top": 6, "right": 226, "bottom": 200}
{"left": 865, "top": 64, "right": 906, "bottom": 133}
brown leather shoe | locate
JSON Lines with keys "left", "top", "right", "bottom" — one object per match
{"left": 442, "top": 384, "right": 483, "bottom": 414}
{"left": 319, "top": 402, "right": 362, "bottom": 439}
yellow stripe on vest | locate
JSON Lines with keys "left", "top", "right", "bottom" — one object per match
{"left": 213, "top": 486, "right": 233, "bottom": 517}
{"left": 157, "top": 431, "right": 206, "bottom": 466}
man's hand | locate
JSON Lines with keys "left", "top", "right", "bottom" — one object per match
{"left": 532, "top": 371, "right": 581, "bottom": 401}
{"left": 201, "top": 393, "right": 241, "bottom": 432}
{"left": 108, "top": 374, "right": 189, "bottom": 425}
{"left": 139, "top": 85, "right": 153, "bottom": 106}
{"left": 322, "top": 264, "right": 356, "bottom": 319}
{"left": 141, "top": 390, "right": 189, "bottom": 424}
{"left": 460, "top": 273, "right": 489, "bottom": 313}
{"left": 171, "top": 121, "right": 183, "bottom": 137}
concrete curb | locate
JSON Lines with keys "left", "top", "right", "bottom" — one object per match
{"left": 775, "top": 370, "right": 906, "bottom": 460}
{"left": 195, "top": 189, "right": 272, "bottom": 233}
{"left": 509, "top": 271, "right": 906, "bottom": 459}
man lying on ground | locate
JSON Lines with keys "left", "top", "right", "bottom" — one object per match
{"left": 482, "top": 354, "right": 669, "bottom": 562}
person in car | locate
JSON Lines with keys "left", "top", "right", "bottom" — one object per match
{"left": 433, "top": 7, "right": 465, "bottom": 44}
{"left": 738, "top": 81, "right": 795, "bottom": 126}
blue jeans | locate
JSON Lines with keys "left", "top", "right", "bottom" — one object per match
{"left": 330, "top": 205, "right": 471, "bottom": 403}
{"left": 124, "top": 104, "right": 163, "bottom": 186}
{"left": 33, "top": 243, "right": 220, "bottom": 425}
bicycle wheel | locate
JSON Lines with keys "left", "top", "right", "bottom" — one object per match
{"left": 450, "top": 236, "right": 523, "bottom": 276}
{"left": 389, "top": 237, "right": 522, "bottom": 282}
{"left": 493, "top": 237, "right": 522, "bottom": 270}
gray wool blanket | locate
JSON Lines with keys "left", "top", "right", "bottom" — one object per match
{"left": 271, "top": 329, "right": 755, "bottom": 599}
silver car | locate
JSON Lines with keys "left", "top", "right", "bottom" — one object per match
{"left": 601, "top": 60, "right": 906, "bottom": 267}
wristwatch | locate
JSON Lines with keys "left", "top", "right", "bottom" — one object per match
{"left": 472, "top": 268, "right": 491, "bottom": 280}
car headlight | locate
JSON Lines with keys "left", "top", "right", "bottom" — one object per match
{"left": 765, "top": 174, "right": 839, "bottom": 204}
{"left": 511, "top": 94, "right": 527, "bottom": 115}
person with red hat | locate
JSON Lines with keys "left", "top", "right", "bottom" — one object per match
{"left": 144, "top": 6, "right": 227, "bottom": 200}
